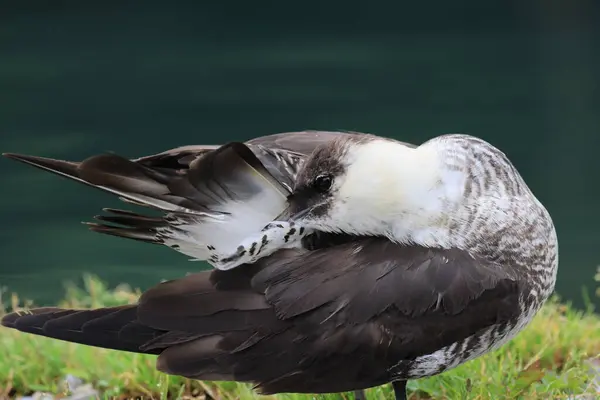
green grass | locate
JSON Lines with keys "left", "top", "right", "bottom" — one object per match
{"left": 1, "top": 274, "right": 599, "bottom": 400}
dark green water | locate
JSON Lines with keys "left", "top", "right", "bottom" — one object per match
{"left": 1, "top": 2, "right": 599, "bottom": 309}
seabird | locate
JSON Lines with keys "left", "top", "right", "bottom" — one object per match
{"left": 1, "top": 131, "right": 558, "bottom": 400}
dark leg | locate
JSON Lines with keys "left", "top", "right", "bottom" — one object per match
{"left": 392, "top": 381, "right": 407, "bottom": 400}
{"left": 353, "top": 390, "right": 367, "bottom": 400}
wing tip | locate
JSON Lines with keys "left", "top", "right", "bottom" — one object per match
{"left": 2, "top": 152, "right": 33, "bottom": 161}
{"left": 1, "top": 307, "right": 66, "bottom": 328}
{"left": 1, "top": 311, "right": 21, "bottom": 328}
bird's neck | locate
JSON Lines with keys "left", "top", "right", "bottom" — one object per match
{"left": 387, "top": 146, "right": 467, "bottom": 248}
{"left": 341, "top": 140, "right": 468, "bottom": 248}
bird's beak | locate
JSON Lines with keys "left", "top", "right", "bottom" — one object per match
{"left": 274, "top": 194, "right": 313, "bottom": 223}
{"left": 273, "top": 205, "right": 311, "bottom": 222}
{"left": 288, "top": 207, "right": 312, "bottom": 222}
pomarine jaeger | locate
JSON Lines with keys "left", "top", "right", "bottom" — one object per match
{"left": 1, "top": 130, "right": 558, "bottom": 400}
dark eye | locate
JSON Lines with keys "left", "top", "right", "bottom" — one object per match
{"left": 313, "top": 174, "right": 333, "bottom": 193}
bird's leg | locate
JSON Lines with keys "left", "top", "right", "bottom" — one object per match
{"left": 392, "top": 381, "right": 407, "bottom": 400}
{"left": 208, "top": 221, "right": 313, "bottom": 270}
{"left": 353, "top": 390, "right": 367, "bottom": 400}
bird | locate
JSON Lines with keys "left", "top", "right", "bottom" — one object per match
{"left": 0, "top": 130, "right": 558, "bottom": 400}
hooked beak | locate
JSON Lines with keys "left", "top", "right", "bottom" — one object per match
{"left": 273, "top": 204, "right": 312, "bottom": 222}
{"left": 288, "top": 207, "right": 312, "bottom": 222}
{"left": 273, "top": 192, "right": 316, "bottom": 223}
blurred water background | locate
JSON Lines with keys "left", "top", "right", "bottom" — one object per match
{"left": 1, "top": 1, "right": 599, "bottom": 310}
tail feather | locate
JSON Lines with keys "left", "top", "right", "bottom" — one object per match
{"left": 94, "top": 209, "right": 167, "bottom": 228}
{"left": 82, "top": 208, "right": 173, "bottom": 245}
{"left": 2, "top": 142, "right": 292, "bottom": 262}
{"left": 2, "top": 152, "right": 188, "bottom": 214}
{"left": 84, "top": 221, "right": 164, "bottom": 244}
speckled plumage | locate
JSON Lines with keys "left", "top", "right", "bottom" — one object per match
{"left": 217, "top": 132, "right": 558, "bottom": 380}
{"left": 1, "top": 131, "right": 558, "bottom": 400}
{"left": 384, "top": 134, "right": 558, "bottom": 378}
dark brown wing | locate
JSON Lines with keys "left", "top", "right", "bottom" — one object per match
{"left": 1, "top": 305, "right": 165, "bottom": 354}
{"left": 254, "top": 239, "right": 518, "bottom": 321}
{"left": 232, "top": 238, "right": 521, "bottom": 393}
{"left": 1, "top": 238, "right": 520, "bottom": 394}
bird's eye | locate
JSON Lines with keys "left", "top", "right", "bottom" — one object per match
{"left": 313, "top": 174, "right": 333, "bottom": 193}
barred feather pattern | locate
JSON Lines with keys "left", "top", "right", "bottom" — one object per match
{"left": 392, "top": 134, "right": 558, "bottom": 378}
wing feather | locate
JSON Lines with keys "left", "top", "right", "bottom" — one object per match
{"left": 1, "top": 237, "right": 521, "bottom": 394}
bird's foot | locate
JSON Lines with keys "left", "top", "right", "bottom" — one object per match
{"left": 207, "top": 221, "right": 312, "bottom": 270}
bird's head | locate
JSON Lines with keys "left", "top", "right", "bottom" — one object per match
{"left": 285, "top": 134, "right": 467, "bottom": 244}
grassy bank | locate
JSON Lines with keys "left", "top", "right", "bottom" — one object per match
{"left": 1, "top": 274, "right": 599, "bottom": 400}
